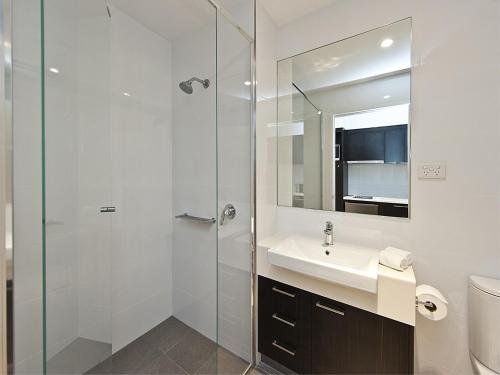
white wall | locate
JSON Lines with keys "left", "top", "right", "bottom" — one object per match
{"left": 257, "top": 0, "right": 500, "bottom": 373}
{"left": 108, "top": 5, "right": 173, "bottom": 352}
{"left": 256, "top": 2, "right": 278, "bottom": 241}
{"left": 172, "top": 14, "right": 218, "bottom": 341}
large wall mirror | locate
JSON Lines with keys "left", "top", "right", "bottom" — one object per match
{"left": 277, "top": 18, "right": 411, "bottom": 218}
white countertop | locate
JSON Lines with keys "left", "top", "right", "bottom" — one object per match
{"left": 258, "top": 233, "right": 416, "bottom": 326}
{"left": 344, "top": 195, "right": 408, "bottom": 205}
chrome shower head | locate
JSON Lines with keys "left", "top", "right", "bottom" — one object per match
{"left": 179, "top": 77, "right": 210, "bottom": 94}
{"left": 179, "top": 81, "right": 193, "bottom": 94}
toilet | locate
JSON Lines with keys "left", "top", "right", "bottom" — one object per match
{"left": 469, "top": 275, "right": 500, "bottom": 374}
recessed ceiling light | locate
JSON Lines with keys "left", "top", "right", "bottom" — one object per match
{"left": 123, "top": 92, "right": 131, "bottom": 97}
{"left": 380, "top": 38, "right": 394, "bottom": 48}
{"left": 49, "top": 68, "right": 59, "bottom": 74}
{"left": 244, "top": 81, "right": 251, "bottom": 86}
{"left": 384, "top": 95, "right": 391, "bottom": 99}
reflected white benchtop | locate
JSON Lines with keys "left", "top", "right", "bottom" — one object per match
{"left": 258, "top": 233, "right": 416, "bottom": 326}
{"left": 343, "top": 196, "right": 408, "bottom": 205}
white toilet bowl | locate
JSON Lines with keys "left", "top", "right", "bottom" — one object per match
{"left": 471, "top": 353, "right": 499, "bottom": 375}
{"left": 469, "top": 276, "right": 500, "bottom": 375}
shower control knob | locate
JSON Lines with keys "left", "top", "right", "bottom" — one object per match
{"left": 220, "top": 204, "right": 236, "bottom": 226}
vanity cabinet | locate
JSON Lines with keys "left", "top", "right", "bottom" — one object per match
{"left": 258, "top": 276, "right": 311, "bottom": 373}
{"left": 258, "top": 276, "right": 414, "bottom": 374}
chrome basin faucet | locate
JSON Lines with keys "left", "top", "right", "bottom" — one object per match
{"left": 323, "top": 221, "right": 334, "bottom": 246}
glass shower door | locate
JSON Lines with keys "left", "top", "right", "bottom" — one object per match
{"left": 216, "top": 8, "right": 254, "bottom": 373}
{"left": 43, "top": 1, "right": 113, "bottom": 373}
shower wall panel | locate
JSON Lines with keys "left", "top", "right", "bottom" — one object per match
{"left": 108, "top": 5, "right": 173, "bottom": 353}
{"left": 172, "top": 18, "right": 217, "bottom": 342}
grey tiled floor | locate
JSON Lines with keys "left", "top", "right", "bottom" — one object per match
{"left": 84, "top": 317, "right": 250, "bottom": 375}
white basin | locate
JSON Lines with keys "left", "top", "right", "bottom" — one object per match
{"left": 267, "top": 235, "right": 380, "bottom": 293}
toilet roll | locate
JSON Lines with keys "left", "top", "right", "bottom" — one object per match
{"left": 416, "top": 284, "right": 448, "bottom": 321}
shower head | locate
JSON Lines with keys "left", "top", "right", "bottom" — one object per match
{"left": 179, "top": 77, "right": 210, "bottom": 94}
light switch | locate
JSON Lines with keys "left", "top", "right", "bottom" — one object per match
{"left": 418, "top": 163, "right": 446, "bottom": 179}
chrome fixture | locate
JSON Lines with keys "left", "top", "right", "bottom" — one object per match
{"left": 323, "top": 221, "right": 334, "bottom": 246}
{"left": 220, "top": 204, "right": 236, "bottom": 226}
{"left": 175, "top": 213, "right": 216, "bottom": 224}
{"left": 100, "top": 206, "right": 116, "bottom": 213}
{"left": 415, "top": 297, "right": 437, "bottom": 312}
{"left": 179, "top": 77, "right": 210, "bottom": 94}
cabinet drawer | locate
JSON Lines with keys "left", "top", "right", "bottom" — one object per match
{"left": 258, "top": 276, "right": 311, "bottom": 373}
{"left": 260, "top": 276, "right": 300, "bottom": 319}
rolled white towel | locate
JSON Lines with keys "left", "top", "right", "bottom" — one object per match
{"left": 379, "top": 246, "right": 413, "bottom": 271}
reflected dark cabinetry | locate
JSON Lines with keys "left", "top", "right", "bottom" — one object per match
{"left": 258, "top": 276, "right": 414, "bottom": 374}
{"left": 335, "top": 129, "right": 348, "bottom": 212}
{"left": 344, "top": 127, "right": 385, "bottom": 161}
{"left": 344, "top": 124, "right": 408, "bottom": 163}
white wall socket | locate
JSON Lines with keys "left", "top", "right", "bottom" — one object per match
{"left": 418, "top": 163, "right": 446, "bottom": 179}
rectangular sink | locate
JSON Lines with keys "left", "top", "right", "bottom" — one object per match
{"left": 267, "top": 235, "right": 380, "bottom": 293}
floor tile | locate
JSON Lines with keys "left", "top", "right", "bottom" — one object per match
{"left": 86, "top": 358, "right": 113, "bottom": 375}
{"left": 139, "top": 354, "right": 187, "bottom": 375}
{"left": 111, "top": 336, "right": 163, "bottom": 374}
{"left": 166, "top": 330, "right": 217, "bottom": 374}
{"left": 195, "top": 348, "right": 249, "bottom": 375}
{"left": 142, "top": 317, "right": 190, "bottom": 354}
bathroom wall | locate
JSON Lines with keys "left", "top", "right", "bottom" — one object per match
{"left": 171, "top": 11, "right": 218, "bottom": 341}
{"left": 108, "top": 5, "right": 173, "bottom": 352}
{"left": 256, "top": 1, "right": 278, "bottom": 241}
{"left": 256, "top": 0, "right": 500, "bottom": 373}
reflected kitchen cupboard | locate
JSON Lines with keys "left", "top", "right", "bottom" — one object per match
{"left": 277, "top": 18, "right": 411, "bottom": 218}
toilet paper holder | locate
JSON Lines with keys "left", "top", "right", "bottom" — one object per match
{"left": 415, "top": 297, "right": 437, "bottom": 312}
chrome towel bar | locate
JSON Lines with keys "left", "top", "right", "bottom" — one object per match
{"left": 175, "top": 213, "right": 216, "bottom": 224}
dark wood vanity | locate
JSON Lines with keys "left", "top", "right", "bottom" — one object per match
{"left": 258, "top": 276, "right": 414, "bottom": 374}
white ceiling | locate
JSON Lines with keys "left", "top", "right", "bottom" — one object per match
{"left": 288, "top": 19, "right": 412, "bottom": 92}
{"left": 260, "top": 0, "right": 338, "bottom": 27}
{"left": 110, "top": 0, "right": 215, "bottom": 40}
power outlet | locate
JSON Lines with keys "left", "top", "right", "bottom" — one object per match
{"left": 418, "top": 163, "right": 446, "bottom": 179}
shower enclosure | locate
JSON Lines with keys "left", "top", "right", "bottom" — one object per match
{"left": 7, "top": 0, "right": 255, "bottom": 374}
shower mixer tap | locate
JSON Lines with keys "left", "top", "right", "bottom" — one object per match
{"left": 220, "top": 204, "right": 236, "bottom": 226}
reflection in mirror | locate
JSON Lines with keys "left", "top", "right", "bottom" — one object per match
{"left": 277, "top": 18, "right": 411, "bottom": 218}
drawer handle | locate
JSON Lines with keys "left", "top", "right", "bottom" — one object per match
{"left": 315, "top": 301, "right": 345, "bottom": 316}
{"left": 272, "top": 286, "right": 296, "bottom": 298}
{"left": 272, "top": 313, "right": 296, "bottom": 327}
{"left": 393, "top": 205, "right": 408, "bottom": 209}
{"left": 272, "top": 340, "right": 296, "bottom": 356}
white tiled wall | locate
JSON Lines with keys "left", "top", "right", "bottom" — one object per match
{"left": 171, "top": 7, "right": 218, "bottom": 342}
{"left": 256, "top": 0, "right": 500, "bottom": 373}
{"left": 108, "top": 5, "right": 173, "bottom": 353}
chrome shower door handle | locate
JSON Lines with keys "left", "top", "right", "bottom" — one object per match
{"left": 220, "top": 204, "right": 236, "bottom": 226}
